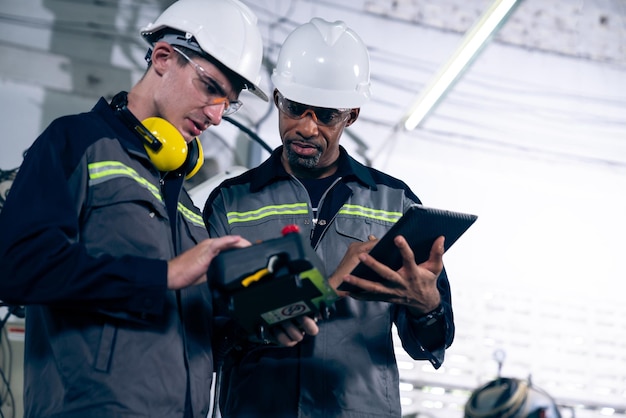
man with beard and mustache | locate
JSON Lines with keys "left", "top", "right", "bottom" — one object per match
{"left": 203, "top": 18, "right": 455, "bottom": 418}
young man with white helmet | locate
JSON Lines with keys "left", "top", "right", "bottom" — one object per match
{"left": 204, "top": 17, "right": 455, "bottom": 418}
{"left": 0, "top": 0, "right": 267, "bottom": 417}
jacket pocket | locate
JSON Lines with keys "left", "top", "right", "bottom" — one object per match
{"left": 333, "top": 216, "right": 391, "bottom": 242}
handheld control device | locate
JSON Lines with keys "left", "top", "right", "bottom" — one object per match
{"left": 209, "top": 226, "right": 337, "bottom": 340}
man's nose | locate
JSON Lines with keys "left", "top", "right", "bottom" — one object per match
{"left": 203, "top": 103, "right": 226, "bottom": 126}
{"left": 296, "top": 110, "right": 320, "bottom": 136}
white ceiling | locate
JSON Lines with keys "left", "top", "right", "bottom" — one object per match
{"left": 364, "top": 0, "right": 625, "bottom": 66}
{"left": 1, "top": 1, "right": 623, "bottom": 168}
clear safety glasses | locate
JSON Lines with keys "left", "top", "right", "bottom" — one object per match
{"left": 275, "top": 91, "right": 351, "bottom": 127}
{"left": 173, "top": 47, "right": 243, "bottom": 116}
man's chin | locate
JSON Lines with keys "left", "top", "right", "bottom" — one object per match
{"left": 287, "top": 150, "right": 320, "bottom": 169}
{"left": 295, "top": 158, "right": 319, "bottom": 170}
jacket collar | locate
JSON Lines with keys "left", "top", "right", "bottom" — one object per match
{"left": 250, "top": 145, "right": 377, "bottom": 193}
{"left": 94, "top": 97, "right": 146, "bottom": 156}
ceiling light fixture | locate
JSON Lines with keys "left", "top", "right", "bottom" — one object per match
{"left": 401, "top": 0, "right": 522, "bottom": 131}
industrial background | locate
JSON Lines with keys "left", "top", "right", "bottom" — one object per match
{"left": 1, "top": 0, "right": 625, "bottom": 417}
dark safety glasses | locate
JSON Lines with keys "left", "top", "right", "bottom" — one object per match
{"left": 275, "top": 91, "right": 351, "bottom": 127}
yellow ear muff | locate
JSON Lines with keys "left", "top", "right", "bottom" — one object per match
{"left": 141, "top": 117, "right": 188, "bottom": 172}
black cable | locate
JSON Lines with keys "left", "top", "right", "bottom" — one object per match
{"left": 0, "top": 367, "right": 12, "bottom": 417}
{"left": 0, "top": 168, "right": 19, "bottom": 213}
{"left": 223, "top": 116, "right": 273, "bottom": 154}
{"left": 0, "top": 310, "right": 14, "bottom": 334}
{"left": 0, "top": 328, "right": 7, "bottom": 411}
{"left": 0, "top": 314, "right": 15, "bottom": 418}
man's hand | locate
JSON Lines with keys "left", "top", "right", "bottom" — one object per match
{"left": 167, "top": 235, "right": 251, "bottom": 290}
{"left": 267, "top": 316, "right": 319, "bottom": 347}
{"left": 341, "top": 235, "right": 445, "bottom": 315}
{"left": 327, "top": 235, "right": 378, "bottom": 297}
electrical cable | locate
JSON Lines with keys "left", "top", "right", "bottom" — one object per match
{"left": 0, "top": 312, "right": 16, "bottom": 418}
{"left": 223, "top": 116, "right": 274, "bottom": 154}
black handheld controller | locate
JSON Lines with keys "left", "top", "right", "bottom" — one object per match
{"left": 209, "top": 226, "right": 337, "bottom": 341}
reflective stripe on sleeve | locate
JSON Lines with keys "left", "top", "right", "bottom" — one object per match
{"left": 177, "top": 202, "right": 204, "bottom": 227}
{"left": 88, "top": 161, "right": 163, "bottom": 202}
{"left": 88, "top": 161, "right": 204, "bottom": 228}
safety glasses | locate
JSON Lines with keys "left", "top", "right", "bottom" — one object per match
{"left": 173, "top": 47, "right": 243, "bottom": 116}
{"left": 275, "top": 91, "right": 351, "bottom": 127}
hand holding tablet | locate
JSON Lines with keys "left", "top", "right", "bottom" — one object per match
{"left": 338, "top": 204, "right": 477, "bottom": 293}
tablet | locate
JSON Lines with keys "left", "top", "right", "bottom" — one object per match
{"left": 337, "top": 204, "right": 477, "bottom": 292}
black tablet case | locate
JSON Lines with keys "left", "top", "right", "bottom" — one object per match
{"left": 338, "top": 204, "right": 477, "bottom": 292}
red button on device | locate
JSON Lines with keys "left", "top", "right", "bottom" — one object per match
{"left": 281, "top": 224, "right": 300, "bottom": 235}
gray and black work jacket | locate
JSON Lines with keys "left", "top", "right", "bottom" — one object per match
{"left": 203, "top": 146, "right": 455, "bottom": 418}
{"left": 0, "top": 98, "right": 212, "bottom": 418}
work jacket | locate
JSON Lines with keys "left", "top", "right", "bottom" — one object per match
{"left": 203, "top": 146, "right": 455, "bottom": 418}
{"left": 0, "top": 98, "right": 212, "bottom": 418}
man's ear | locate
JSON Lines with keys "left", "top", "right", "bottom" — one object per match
{"left": 150, "top": 42, "right": 176, "bottom": 75}
{"left": 272, "top": 89, "right": 280, "bottom": 107}
{"left": 345, "top": 108, "right": 360, "bottom": 127}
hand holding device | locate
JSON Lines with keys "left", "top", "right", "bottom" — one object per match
{"left": 209, "top": 226, "right": 337, "bottom": 341}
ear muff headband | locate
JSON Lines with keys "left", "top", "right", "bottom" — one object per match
{"left": 110, "top": 91, "right": 203, "bottom": 177}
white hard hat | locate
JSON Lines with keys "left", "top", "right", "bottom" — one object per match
{"left": 141, "top": 0, "right": 268, "bottom": 102}
{"left": 271, "top": 17, "right": 371, "bottom": 109}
